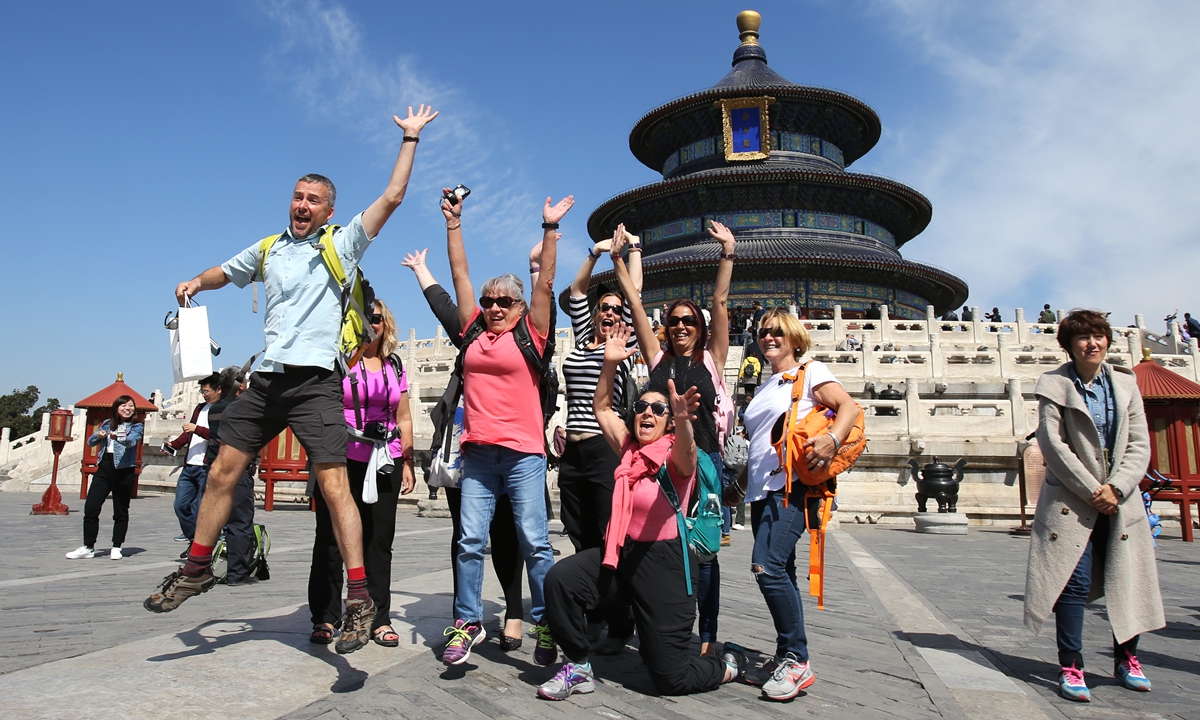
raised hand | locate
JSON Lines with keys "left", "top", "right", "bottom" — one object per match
{"left": 401, "top": 249, "right": 428, "bottom": 269}
{"left": 609, "top": 224, "right": 627, "bottom": 258}
{"left": 543, "top": 195, "right": 575, "bottom": 224}
{"left": 441, "top": 188, "right": 464, "bottom": 223}
{"left": 605, "top": 322, "right": 639, "bottom": 365}
{"left": 707, "top": 220, "right": 736, "bottom": 253}
{"left": 530, "top": 241, "right": 543, "bottom": 266}
{"left": 666, "top": 378, "right": 701, "bottom": 423}
{"left": 393, "top": 104, "right": 439, "bottom": 136}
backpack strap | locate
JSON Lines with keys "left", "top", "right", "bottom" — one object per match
{"left": 778, "top": 362, "right": 811, "bottom": 508}
{"left": 654, "top": 462, "right": 693, "bottom": 597}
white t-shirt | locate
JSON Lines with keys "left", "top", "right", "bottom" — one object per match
{"left": 185, "top": 404, "right": 211, "bottom": 466}
{"left": 742, "top": 360, "right": 841, "bottom": 503}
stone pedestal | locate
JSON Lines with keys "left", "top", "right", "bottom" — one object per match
{"left": 417, "top": 497, "right": 451, "bottom": 518}
{"left": 914, "top": 513, "right": 968, "bottom": 535}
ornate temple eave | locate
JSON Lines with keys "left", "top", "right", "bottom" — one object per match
{"left": 629, "top": 85, "right": 882, "bottom": 171}
{"left": 587, "top": 167, "right": 932, "bottom": 246}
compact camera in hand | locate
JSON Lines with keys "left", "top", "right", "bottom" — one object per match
{"left": 443, "top": 184, "right": 471, "bottom": 206}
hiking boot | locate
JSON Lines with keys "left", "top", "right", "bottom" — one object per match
{"left": 1115, "top": 655, "right": 1151, "bottom": 692}
{"left": 532, "top": 622, "right": 558, "bottom": 666}
{"left": 721, "top": 642, "right": 747, "bottom": 682}
{"left": 144, "top": 570, "right": 215, "bottom": 613}
{"left": 745, "top": 657, "right": 780, "bottom": 686}
{"left": 1059, "top": 664, "right": 1090, "bottom": 701}
{"left": 65, "top": 546, "right": 95, "bottom": 560}
{"left": 442, "top": 620, "right": 486, "bottom": 665}
{"left": 334, "top": 598, "right": 376, "bottom": 655}
{"left": 762, "top": 653, "right": 814, "bottom": 700}
{"left": 537, "top": 662, "right": 596, "bottom": 701}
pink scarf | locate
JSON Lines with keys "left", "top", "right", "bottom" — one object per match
{"left": 602, "top": 434, "right": 675, "bottom": 569}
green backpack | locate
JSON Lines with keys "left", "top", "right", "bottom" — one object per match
{"left": 655, "top": 451, "right": 723, "bottom": 596}
{"left": 256, "top": 225, "right": 376, "bottom": 372}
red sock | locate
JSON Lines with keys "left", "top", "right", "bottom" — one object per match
{"left": 346, "top": 566, "right": 369, "bottom": 601}
{"left": 183, "top": 542, "right": 215, "bottom": 577}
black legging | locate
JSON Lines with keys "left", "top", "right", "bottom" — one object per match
{"left": 83, "top": 455, "right": 134, "bottom": 548}
{"left": 557, "top": 435, "right": 619, "bottom": 552}
{"left": 309, "top": 459, "right": 400, "bottom": 631}
{"left": 445, "top": 486, "right": 524, "bottom": 622}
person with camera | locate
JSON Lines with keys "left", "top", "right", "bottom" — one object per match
{"left": 162, "top": 374, "right": 222, "bottom": 544}
{"left": 145, "top": 105, "right": 437, "bottom": 659}
{"left": 308, "top": 299, "right": 415, "bottom": 647}
{"left": 66, "top": 397, "right": 144, "bottom": 560}
{"left": 438, "top": 188, "right": 573, "bottom": 668}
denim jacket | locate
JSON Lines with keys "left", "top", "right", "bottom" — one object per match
{"left": 87, "top": 420, "right": 144, "bottom": 469}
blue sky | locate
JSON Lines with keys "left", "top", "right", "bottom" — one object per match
{"left": 3, "top": 0, "right": 1198, "bottom": 407}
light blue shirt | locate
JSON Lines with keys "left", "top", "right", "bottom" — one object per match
{"left": 1069, "top": 364, "right": 1116, "bottom": 456}
{"left": 222, "top": 213, "right": 372, "bottom": 373}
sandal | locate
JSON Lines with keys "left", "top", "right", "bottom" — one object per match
{"left": 310, "top": 623, "right": 336, "bottom": 645}
{"left": 372, "top": 625, "right": 400, "bottom": 647}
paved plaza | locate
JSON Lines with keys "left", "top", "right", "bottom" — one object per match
{"left": 0, "top": 490, "right": 1196, "bottom": 719}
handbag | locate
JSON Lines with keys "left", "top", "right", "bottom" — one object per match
{"left": 168, "top": 295, "right": 214, "bottom": 383}
{"left": 428, "top": 405, "right": 464, "bottom": 488}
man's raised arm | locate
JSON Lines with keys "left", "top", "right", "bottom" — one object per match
{"left": 361, "top": 105, "right": 439, "bottom": 239}
{"left": 175, "top": 267, "right": 232, "bottom": 306}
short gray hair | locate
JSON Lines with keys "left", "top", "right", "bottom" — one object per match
{"left": 480, "top": 274, "right": 525, "bottom": 302}
{"left": 297, "top": 173, "right": 336, "bottom": 208}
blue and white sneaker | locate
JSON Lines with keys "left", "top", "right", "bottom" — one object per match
{"left": 1115, "top": 655, "right": 1151, "bottom": 692}
{"left": 1058, "top": 664, "right": 1090, "bottom": 702}
{"left": 537, "top": 662, "right": 596, "bottom": 700}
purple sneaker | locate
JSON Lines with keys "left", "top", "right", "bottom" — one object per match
{"left": 442, "top": 620, "right": 486, "bottom": 665}
{"left": 532, "top": 622, "right": 557, "bottom": 666}
{"left": 537, "top": 662, "right": 596, "bottom": 700}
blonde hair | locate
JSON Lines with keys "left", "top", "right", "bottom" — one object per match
{"left": 373, "top": 299, "right": 399, "bottom": 358}
{"left": 759, "top": 308, "right": 811, "bottom": 358}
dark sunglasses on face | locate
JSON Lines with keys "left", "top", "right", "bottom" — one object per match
{"left": 758, "top": 327, "right": 785, "bottom": 340}
{"left": 633, "top": 400, "right": 670, "bottom": 417}
{"left": 599, "top": 302, "right": 624, "bottom": 314}
{"left": 479, "top": 296, "right": 517, "bottom": 310}
{"left": 369, "top": 313, "right": 384, "bottom": 325}
{"left": 666, "top": 315, "right": 699, "bottom": 328}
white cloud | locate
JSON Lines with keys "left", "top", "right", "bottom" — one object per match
{"left": 254, "top": 0, "right": 539, "bottom": 250}
{"left": 866, "top": 0, "right": 1200, "bottom": 325}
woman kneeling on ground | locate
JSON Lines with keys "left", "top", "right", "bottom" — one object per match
{"left": 538, "top": 323, "right": 744, "bottom": 700}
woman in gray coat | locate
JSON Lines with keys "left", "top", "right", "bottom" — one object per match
{"left": 1024, "top": 309, "right": 1164, "bottom": 702}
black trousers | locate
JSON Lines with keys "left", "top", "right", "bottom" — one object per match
{"left": 544, "top": 542, "right": 726, "bottom": 696}
{"left": 309, "top": 459, "right": 400, "bottom": 631}
{"left": 223, "top": 466, "right": 257, "bottom": 583}
{"left": 557, "top": 435, "right": 619, "bottom": 552}
{"left": 446, "top": 486, "right": 524, "bottom": 622}
{"left": 83, "top": 456, "right": 134, "bottom": 548}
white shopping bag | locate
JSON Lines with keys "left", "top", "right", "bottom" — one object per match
{"left": 428, "top": 405, "right": 464, "bottom": 488}
{"left": 169, "top": 297, "right": 214, "bottom": 383}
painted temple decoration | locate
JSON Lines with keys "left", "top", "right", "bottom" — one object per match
{"left": 584, "top": 11, "right": 969, "bottom": 319}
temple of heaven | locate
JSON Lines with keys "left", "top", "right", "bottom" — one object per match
{"left": 585, "top": 10, "right": 969, "bottom": 319}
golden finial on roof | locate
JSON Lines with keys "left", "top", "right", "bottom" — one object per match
{"left": 117, "top": 372, "right": 124, "bottom": 382}
{"left": 1142, "top": 348, "right": 1152, "bottom": 361}
{"left": 737, "top": 10, "right": 761, "bottom": 46}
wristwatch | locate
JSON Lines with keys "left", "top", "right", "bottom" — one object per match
{"left": 1108, "top": 484, "right": 1124, "bottom": 499}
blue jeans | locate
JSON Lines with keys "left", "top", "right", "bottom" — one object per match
{"left": 173, "top": 464, "right": 207, "bottom": 539}
{"left": 750, "top": 487, "right": 811, "bottom": 661}
{"left": 1053, "top": 514, "right": 1137, "bottom": 668}
{"left": 455, "top": 444, "right": 554, "bottom": 624}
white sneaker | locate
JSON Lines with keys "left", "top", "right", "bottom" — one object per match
{"left": 110, "top": 547, "right": 123, "bottom": 560}
{"left": 732, "top": 523, "right": 745, "bottom": 531}
{"left": 66, "top": 546, "right": 95, "bottom": 559}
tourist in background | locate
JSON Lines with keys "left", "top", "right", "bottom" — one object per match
{"left": 739, "top": 309, "right": 858, "bottom": 700}
{"left": 438, "top": 190, "right": 573, "bottom": 668}
{"left": 309, "top": 298, "right": 415, "bottom": 648}
{"left": 163, "top": 374, "right": 221, "bottom": 544}
{"left": 66, "top": 396, "right": 143, "bottom": 560}
{"left": 204, "top": 366, "right": 260, "bottom": 587}
{"left": 402, "top": 248, "right": 528, "bottom": 653}
{"left": 1040, "top": 304, "right": 1056, "bottom": 324}
{"left": 961, "top": 306, "right": 974, "bottom": 321}
{"left": 612, "top": 219, "right": 736, "bottom": 657}
{"left": 1024, "top": 309, "right": 1163, "bottom": 702}
{"left": 556, "top": 223, "right": 643, "bottom": 650}
{"left": 538, "top": 324, "right": 745, "bottom": 700}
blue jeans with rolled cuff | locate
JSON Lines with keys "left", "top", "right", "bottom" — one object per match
{"left": 173, "top": 464, "right": 208, "bottom": 539}
{"left": 750, "top": 485, "right": 815, "bottom": 662}
{"left": 454, "top": 443, "right": 555, "bottom": 624}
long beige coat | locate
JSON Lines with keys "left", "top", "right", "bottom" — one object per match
{"left": 1023, "top": 363, "right": 1165, "bottom": 643}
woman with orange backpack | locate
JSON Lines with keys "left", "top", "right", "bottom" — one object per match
{"left": 739, "top": 309, "right": 859, "bottom": 701}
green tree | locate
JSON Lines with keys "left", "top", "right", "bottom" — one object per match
{"left": 0, "top": 386, "right": 61, "bottom": 439}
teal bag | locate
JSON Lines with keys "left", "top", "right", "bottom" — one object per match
{"left": 654, "top": 451, "right": 723, "bottom": 596}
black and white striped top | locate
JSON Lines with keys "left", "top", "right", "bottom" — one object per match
{"left": 563, "top": 295, "right": 638, "bottom": 434}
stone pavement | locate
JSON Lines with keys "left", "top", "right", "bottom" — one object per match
{"left": 0, "top": 490, "right": 1196, "bottom": 719}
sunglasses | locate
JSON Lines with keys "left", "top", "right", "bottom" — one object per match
{"left": 633, "top": 400, "right": 670, "bottom": 417}
{"left": 666, "top": 315, "right": 699, "bottom": 328}
{"left": 758, "top": 327, "right": 785, "bottom": 340}
{"left": 599, "top": 302, "right": 624, "bottom": 314}
{"left": 479, "top": 296, "right": 517, "bottom": 310}
{"left": 369, "top": 313, "right": 384, "bottom": 325}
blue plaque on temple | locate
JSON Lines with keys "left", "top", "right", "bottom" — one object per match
{"left": 732, "top": 108, "right": 761, "bottom": 151}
